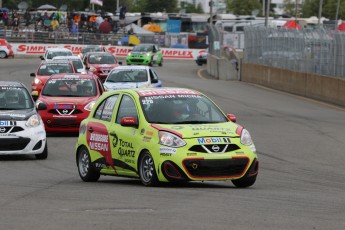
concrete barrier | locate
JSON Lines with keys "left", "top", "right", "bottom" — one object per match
{"left": 241, "top": 63, "right": 345, "bottom": 107}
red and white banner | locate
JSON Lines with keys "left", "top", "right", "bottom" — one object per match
{"left": 11, "top": 43, "right": 203, "bottom": 59}
{"left": 90, "top": 0, "right": 103, "bottom": 6}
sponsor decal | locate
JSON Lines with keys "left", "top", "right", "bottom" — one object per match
{"left": 86, "top": 122, "right": 113, "bottom": 168}
{"left": 117, "top": 139, "right": 135, "bottom": 158}
{"left": 112, "top": 133, "right": 118, "bottom": 148}
{"left": 140, "top": 129, "right": 145, "bottom": 135}
{"left": 143, "top": 136, "right": 152, "bottom": 142}
{"left": 212, "top": 145, "right": 220, "bottom": 152}
{"left": 145, "top": 131, "right": 153, "bottom": 136}
{"left": 197, "top": 137, "right": 223, "bottom": 144}
{"left": 159, "top": 147, "right": 177, "bottom": 154}
{"left": 0, "top": 121, "right": 10, "bottom": 126}
{"left": 191, "top": 125, "right": 231, "bottom": 133}
{"left": 89, "top": 133, "right": 109, "bottom": 151}
{"left": 137, "top": 89, "right": 199, "bottom": 97}
{"left": 187, "top": 152, "right": 197, "bottom": 156}
{"left": 235, "top": 152, "right": 244, "bottom": 155}
{"left": 160, "top": 153, "right": 172, "bottom": 157}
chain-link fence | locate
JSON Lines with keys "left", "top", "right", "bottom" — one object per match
{"left": 244, "top": 27, "right": 345, "bottom": 77}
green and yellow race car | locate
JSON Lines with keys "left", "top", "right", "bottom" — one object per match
{"left": 75, "top": 88, "right": 258, "bottom": 187}
{"left": 126, "top": 43, "right": 163, "bottom": 66}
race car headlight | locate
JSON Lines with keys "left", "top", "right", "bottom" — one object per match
{"left": 84, "top": 101, "right": 96, "bottom": 111}
{"left": 26, "top": 114, "right": 41, "bottom": 127}
{"left": 89, "top": 66, "right": 97, "bottom": 72}
{"left": 146, "top": 53, "right": 151, "bottom": 57}
{"left": 240, "top": 129, "right": 254, "bottom": 146}
{"left": 159, "top": 131, "right": 186, "bottom": 148}
{"left": 128, "top": 52, "right": 131, "bottom": 56}
{"left": 34, "top": 78, "right": 42, "bottom": 84}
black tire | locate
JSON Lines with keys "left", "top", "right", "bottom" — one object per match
{"left": 148, "top": 58, "right": 153, "bottom": 66}
{"left": 231, "top": 174, "right": 257, "bottom": 188}
{"left": 158, "top": 58, "right": 163, "bottom": 67}
{"left": 77, "top": 146, "right": 100, "bottom": 182}
{"left": 138, "top": 151, "right": 158, "bottom": 186}
{"left": 35, "top": 141, "right": 48, "bottom": 160}
{"left": 0, "top": 51, "right": 7, "bottom": 59}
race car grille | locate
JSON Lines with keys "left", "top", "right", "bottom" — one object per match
{"left": 183, "top": 158, "right": 249, "bottom": 177}
{"left": 47, "top": 119, "right": 79, "bottom": 128}
{"left": 0, "top": 138, "right": 30, "bottom": 151}
{"left": 48, "top": 109, "right": 83, "bottom": 115}
{"left": 130, "top": 59, "right": 145, "bottom": 63}
{"left": 0, "top": 126, "right": 24, "bottom": 133}
{"left": 188, "top": 144, "right": 240, "bottom": 153}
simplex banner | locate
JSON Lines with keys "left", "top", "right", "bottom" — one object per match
{"left": 11, "top": 43, "right": 203, "bottom": 59}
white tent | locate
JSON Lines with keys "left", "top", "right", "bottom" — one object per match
{"left": 125, "top": 23, "right": 154, "bottom": 35}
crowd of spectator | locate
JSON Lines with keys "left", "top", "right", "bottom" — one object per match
{"left": 0, "top": 10, "right": 120, "bottom": 35}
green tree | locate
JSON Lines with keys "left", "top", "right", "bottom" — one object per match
{"left": 183, "top": 2, "right": 204, "bottom": 13}
{"left": 301, "top": 0, "right": 319, "bottom": 17}
{"left": 283, "top": 0, "right": 295, "bottom": 17}
{"left": 227, "top": 0, "right": 261, "bottom": 15}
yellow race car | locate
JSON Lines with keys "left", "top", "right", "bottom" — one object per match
{"left": 75, "top": 88, "right": 258, "bottom": 187}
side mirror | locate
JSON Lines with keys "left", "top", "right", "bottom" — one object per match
{"left": 118, "top": 61, "right": 122, "bottom": 65}
{"left": 120, "top": 117, "right": 138, "bottom": 127}
{"left": 40, "top": 56, "right": 44, "bottom": 60}
{"left": 30, "top": 73, "right": 36, "bottom": 77}
{"left": 85, "top": 66, "right": 90, "bottom": 70}
{"left": 151, "top": 78, "right": 158, "bottom": 84}
{"left": 227, "top": 114, "right": 236, "bottom": 123}
{"left": 36, "top": 102, "right": 47, "bottom": 110}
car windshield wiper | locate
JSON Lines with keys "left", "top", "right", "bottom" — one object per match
{"left": 172, "top": 121, "right": 219, "bottom": 124}
{"left": 149, "top": 121, "right": 171, "bottom": 124}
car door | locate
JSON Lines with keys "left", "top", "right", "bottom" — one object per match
{"left": 107, "top": 94, "right": 141, "bottom": 177}
{"left": 85, "top": 94, "right": 119, "bottom": 174}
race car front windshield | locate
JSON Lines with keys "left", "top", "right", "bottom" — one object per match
{"left": 140, "top": 94, "right": 228, "bottom": 124}
{"left": 41, "top": 79, "right": 97, "bottom": 97}
{"left": 106, "top": 70, "right": 148, "bottom": 83}
{"left": 0, "top": 87, "right": 34, "bottom": 110}
{"left": 38, "top": 64, "right": 74, "bottom": 75}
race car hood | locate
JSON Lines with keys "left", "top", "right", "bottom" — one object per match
{"left": 89, "top": 64, "right": 119, "bottom": 70}
{"left": 104, "top": 82, "right": 150, "bottom": 90}
{"left": 39, "top": 96, "right": 97, "bottom": 107}
{"left": 151, "top": 123, "right": 239, "bottom": 139}
{"left": 0, "top": 108, "right": 36, "bottom": 121}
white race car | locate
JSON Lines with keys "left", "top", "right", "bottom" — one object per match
{"left": 0, "top": 81, "right": 47, "bottom": 159}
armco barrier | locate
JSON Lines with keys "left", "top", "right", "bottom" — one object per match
{"left": 241, "top": 63, "right": 345, "bottom": 108}
{"left": 11, "top": 43, "right": 203, "bottom": 59}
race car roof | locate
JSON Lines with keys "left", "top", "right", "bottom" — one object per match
{"left": 135, "top": 88, "right": 201, "bottom": 96}
{"left": 0, "top": 81, "right": 25, "bottom": 88}
{"left": 48, "top": 73, "right": 96, "bottom": 79}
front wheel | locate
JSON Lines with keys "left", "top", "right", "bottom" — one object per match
{"left": 139, "top": 151, "right": 158, "bottom": 186}
{"left": 231, "top": 174, "right": 257, "bottom": 188}
{"left": 0, "top": 51, "right": 7, "bottom": 59}
{"left": 35, "top": 141, "right": 48, "bottom": 160}
{"left": 158, "top": 58, "right": 163, "bottom": 67}
{"left": 77, "top": 146, "right": 100, "bottom": 182}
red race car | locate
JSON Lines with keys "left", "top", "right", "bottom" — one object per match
{"left": 82, "top": 52, "right": 121, "bottom": 82}
{"left": 30, "top": 60, "right": 76, "bottom": 100}
{"left": 36, "top": 73, "right": 105, "bottom": 133}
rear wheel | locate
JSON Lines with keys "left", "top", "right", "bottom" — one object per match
{"left": 35, "top": 142, "right": 48, "bottom": 160}
{"left": 158, "top": 58, "right": 163, "bottom": 67}
{"left": 0, "top": 51, "right": 7, "bottom": 59}
{"left": 139, "top": 151, "right": 158, "bottom": 186}
{"left": 77, "top": 146, "right": 100, "bottom": 182}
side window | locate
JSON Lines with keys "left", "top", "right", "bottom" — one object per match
{"left": 116, "top": 95, "right": 138, "bottom": 124}
{"left": 150, "top": 69, "right": 158, "bottom": 82}
{"left": 93, "top": 95, "right": 118, "bottom": 121}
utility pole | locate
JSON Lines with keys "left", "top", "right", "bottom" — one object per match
{"left": 209, "top": 0, "right": 213, "bottom": 25}
{"left": 318, "top": 0, "right": 323, "bottom": 25}
{"left": 265, "top": 0, "right": 270, "bottom": 27}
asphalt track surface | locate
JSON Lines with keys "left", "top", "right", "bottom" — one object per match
{"left": 0, "top": 58, "right": 345, "bottom": 230}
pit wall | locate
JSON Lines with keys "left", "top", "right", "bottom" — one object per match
{"left": 207, "top": 54, "right": 345, "bottom": 107}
